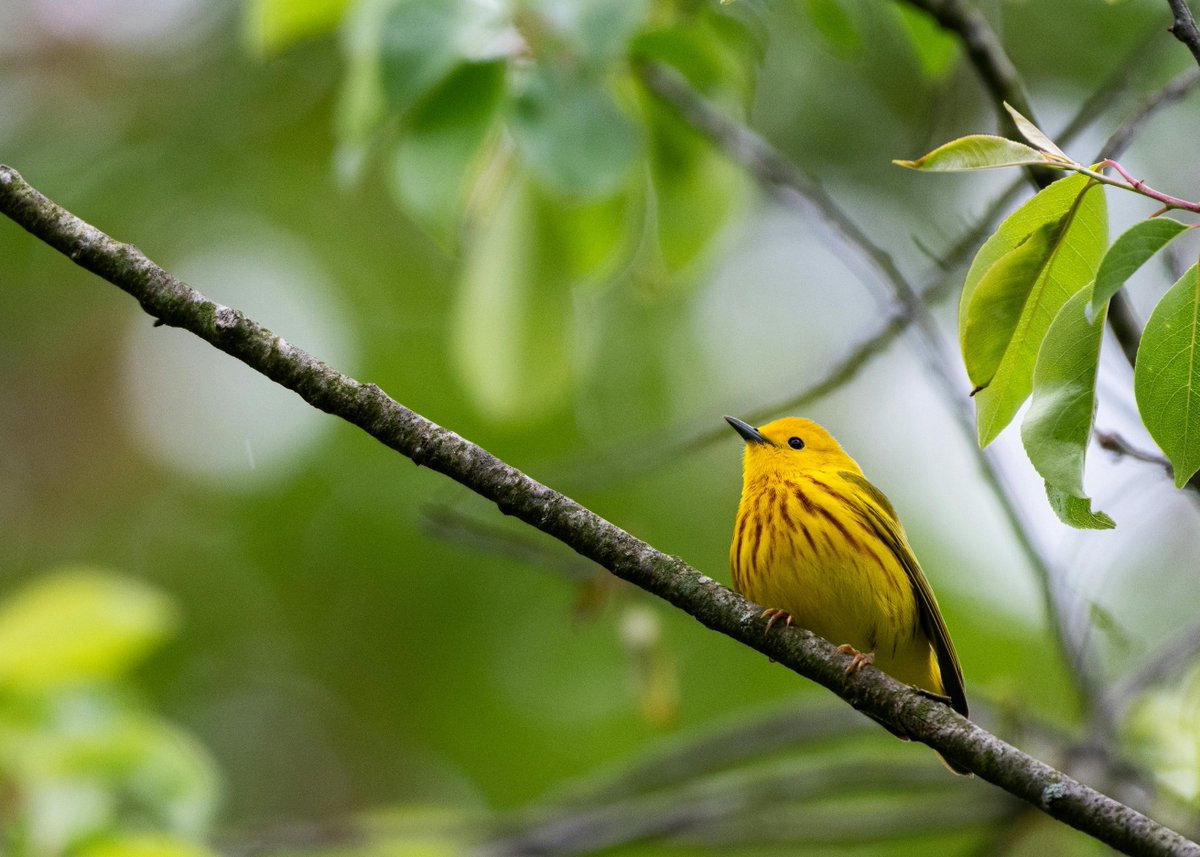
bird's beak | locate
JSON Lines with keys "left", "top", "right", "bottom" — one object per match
{"left": 725, "top": 416, "right": 770, "bottom": 445}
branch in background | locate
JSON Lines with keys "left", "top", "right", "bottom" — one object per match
{"left": 1059, "top": 23, "right": 1176, "bottom": 147}
{"left": 1167, "top": 0, "right": 1200, "bottom": 67}
{"left": 1, "top": 165, "right": 1196, "bottom": 856}
{"left": 1098, "top": 68, "right": 1200, "bottom": 161}
{"left": 638, "top": 60, "right": 1097, "bottom": 716}
{"left": 483, "top": 760, "right": 1006, "bottom": 857}
{"left": 1105, "top": 617, "right": 1200, "bottom": 721}
{"left": 545, "top": 699, "right": 874, "bottom": 808}
{"left": 555, "top": 261, "right": 947, "bottom": 491}
{"left": 1095, "top": 430, "right": 1174, "bottom": 475}
{"left": 421, "top": 505, "right": 601, "bottom": 584}
{"left": 895, "top": 0, "right": 1032, "bottom": 140}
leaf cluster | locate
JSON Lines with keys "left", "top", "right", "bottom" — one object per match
{"left": 899, "top": 110, "right": 1200, "bottom": 527}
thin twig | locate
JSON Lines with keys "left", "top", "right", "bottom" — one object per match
{"left": 483, "top": 760, "right": 995, "bottom": 857}
{"left": 421, "top": 505, "right": 601, "bottom": 584}
{"left": 1, "top": 164, "right": 1197, "bottom": 856}
{"left": 896, "top": 0, "right": 1033, "bottom": 141}
{"left": 1095, "top": 430, "right": 1174, "bottom": 474}
{"left": 544, "top": 698, "right": 873, "bottom": 808}
{"left": 1167, "top": 0, "right": 1200, "bottom": 67}
{"left": 1098, "top": 68, "right": 1200, "bottom": 161}
{"left": 1089, "top": 68, "right": 1200, "bottom": 370}
{"left": 1104, "top": 617, "right": 1200, "bottom": 720}
{"left": 1059, "top": 23, "right": 1175, "bottom": 148}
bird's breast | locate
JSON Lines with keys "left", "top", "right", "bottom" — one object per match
{"left": 730, "top": 472, "right": 920, "bottom": 658}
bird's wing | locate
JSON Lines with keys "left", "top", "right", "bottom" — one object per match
{"left": 839, "top": 471, "right": 968, "bottom": 717}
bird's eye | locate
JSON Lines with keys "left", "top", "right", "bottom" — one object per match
{"left": 788, "top": 437, "right": 804, "bottom": 450}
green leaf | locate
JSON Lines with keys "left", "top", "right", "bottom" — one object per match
{"left": 960, "top": 174, "right": 1098, "bottom": 330}
{"left": 632, "top": 28, "right": 728, "bottom": 94}
{"left": 642, "top": 89, "right": 743, "bottom": 275}
{"left": 77, "top": 837, "right": 216, "bottom": 857}
{"left": 534, "top": 0, "right": 650, "bottom": 66}
{"left": 1003, "top": 102, "right": 1067, "bottom": 159}
{"left": 1021, "top": 285, "right": 1111, "bottom": 526}
{"left": 452, "top": 176, "right": 577, "bottom": 424}
{"left": 960, "top": 219, "right": 1061, "bottom": 390}
{"left": 554, "top": 194, "right": 633, "bottom": 283}
{"left": 378, "top": 0, "right": 469, "bottom": 117}
{"left": 1045, "top": 483, "right": 1115, "bottom": 530}
{"left": 391, "top": 61, "right": 505, "bottom": 237}
{"left": 336, "top": 0, "right": 393, "bottom": 144}
{"left": 1134, "top": 262, "right": 1200, "bottom": 487}
{"left": 1089, "top": 217, "right": 1190, "bottom": 320}
{"left": 509, "top": 65, "right": 640, "bottom": 201}
{"left": 0, "top": 569, "right": 176, "bottom": 691}
{"left": 969, "top": 178, "right": 1108, "bottom": 446}
{"left": 894, "top": 4, "right": 957, "bottom": 79}
{"left": 800, "top": 0, "right": 862, "bottom": 57}
{"left": 630, "top": 5, "right": 763, "bottom": 102}
{"left": 894, "top": 135, "right": 1060, "bottom": 172}
{"left": 243, "top": 0, "right": 350, "bottom": 56}
{"left": 376, "top": 0, "right": 511, "bottom": 118}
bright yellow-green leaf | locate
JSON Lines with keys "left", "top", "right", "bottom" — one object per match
{"left": 1045, "top": 483, "right": 1115, "bottom": 530}
{"left": 76, "top": 834, "right": 215, "bottom": 857}
{"left": 1134, "top": 262, "right": 1200, "bottom": 488}
{"left": 971, "top": 179, "right": 1107, "bottom": 446}
{"left": 959, "top": 174, "right": 1097, "bottom": 332}
{"left": 800, "top": 0, "right": 862, "bottom": 57}
{"left": 244, "top": 0, "right": 350, "bottom": 56}
{"left": 0, "top": 569, "right": 176, "bottom": 691}
{"left": 894, "top": 135, "right": 1058, "bottom": 172}
{"left": 1003, "top": 102, "right": 1068, "bottom": 159}
{"left": 452, "top": 176, "right": 576, "bottom": 424}
{"left": 1022, "top": 285, "right": 1113, "bottom": 527}
{"left": 961, "top": 219, "right": 1061, "bottom": 390}
{"left": 894, "top": 4, "right": 957, "bottom": 79}
{"left": 1089, "top": 217, "right": 1190, "bottom": 320}
{"left": 391, "top": 61, "right": 505, "bottom": 238}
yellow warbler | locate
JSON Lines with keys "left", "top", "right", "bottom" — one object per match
{"left": 726, "top": 415, "right": 968, "bottom": 772}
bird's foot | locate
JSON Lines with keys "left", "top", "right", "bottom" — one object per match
{"left": 836, "top": 644, "right": 875, "bottom": 674}
{"left": 761, "top": 608, "right": 793, "bottom": 634}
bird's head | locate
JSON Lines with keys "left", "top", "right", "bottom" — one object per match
{"left": 725, "top": 415, "right": 860, "bottom": 477}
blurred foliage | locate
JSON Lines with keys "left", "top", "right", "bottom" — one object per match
{"left": 0, "top": 569, "right": 218, "bottom": 857}
{"left": 318, "top": 0, "right": 759, "bottom": 422}
{"left": 3, "top": 0, "right": 1200, "bottom": 855}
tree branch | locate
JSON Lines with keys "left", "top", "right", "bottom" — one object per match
{"left": 1167, "top": 0, "right": 1200, "bottom": 67}
{"left": 2, "top": 164, "right": 1197, "bottom": 856}
{"left": 895, "top": 0, "right": 1032, "bottom": 140}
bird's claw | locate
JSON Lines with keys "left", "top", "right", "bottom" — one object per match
{"left": 761, "top": 608, "right": 793, "bottom": 634}
{"left": 836, "top": 643, "right": 875, "bottom": 674}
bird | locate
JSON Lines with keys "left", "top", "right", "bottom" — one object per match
{"left": 726, "top": 415, "right": 968, "bottom": 772}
